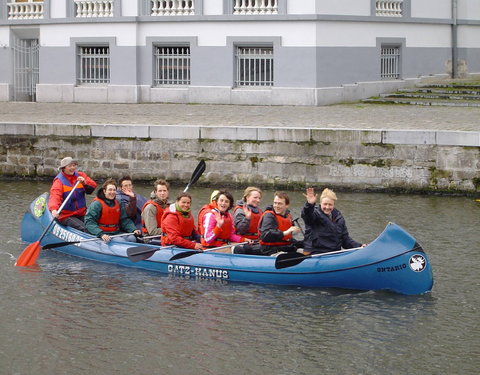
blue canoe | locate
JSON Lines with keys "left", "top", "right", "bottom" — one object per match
{"left": 20, "top": 193, "right": 433, "bottom": 295}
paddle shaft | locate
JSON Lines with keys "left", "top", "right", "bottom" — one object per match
{"left": 37, "top": 180, "right": 82, "bottom": 245}
{"left": 43, "top": 232, "right": 136, "bottom": 249}
{"left": 169, "top": 242, "right": 248, "bottom": 261}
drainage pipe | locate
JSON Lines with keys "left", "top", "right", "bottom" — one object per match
{"left": 452, "top": 0, "right": 458, "bottom": 78}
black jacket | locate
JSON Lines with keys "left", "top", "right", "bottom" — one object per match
{"left": 301, "top": 202, "right": 361, "bottom": 253}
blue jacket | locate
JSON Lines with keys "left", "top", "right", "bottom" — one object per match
{"left": 115, "top": 190, "right": 147, "bottom": 230}
{"left": 301, "top": 202, "right": 361, "bottom": 253}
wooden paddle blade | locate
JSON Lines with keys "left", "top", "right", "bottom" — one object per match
{"left": 169, "top": 250, "right": 200, "bottom": 261}
{"left": 274, "top": 252, "right": 309, "bottom": 269}
{"left": 15, "top": 241, "right": 41, "bottom": 267}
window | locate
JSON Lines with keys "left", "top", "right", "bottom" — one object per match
{"left": 154, "top": 46, "right": 191, "bottom": 86}
{"left": 381, "top": 46, "right": 400, "bottom": 79}
{"left": 78, "top": 46, "right": 110, "bottom": 84}
{"left": 236, "top": 47, "right": 273, "bottom": 87}
{"left": 376, "top": 0, "right": 403, "bottom": 17}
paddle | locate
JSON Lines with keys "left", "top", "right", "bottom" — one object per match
{"left": 169, "top": 242, "right": 248, "bottom": 261}
{"left": 274, "top": 247, "right": 361, "bottom": 269}
{"left": 184, "top": 159, "right": 206, "bottom": 192}
{"left": 126, "top": 245, "right": 174, "bottom": 262}
{"left": 42, "top": 232, "right": 136, "bottom": 249}
{"left": 125, "top": 160, "right": 206, "bottom": 262}
{"left": 16, "top": 180, "right": 82, "bottom": 267}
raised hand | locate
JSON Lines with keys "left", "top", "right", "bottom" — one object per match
{"left": 303, "top": 187, "right": 317, "bottom": 205}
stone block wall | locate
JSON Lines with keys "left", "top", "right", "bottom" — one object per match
{"left": 0, "top": 123, "right": 479, "bottom": 194}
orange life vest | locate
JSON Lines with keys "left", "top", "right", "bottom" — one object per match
{"left": 161, "top": 206, "right": 196, "bottom": 246}
{"left": 197, "top": 202, "right": 217, "bottom": 233}
{"left": 234, "top": 204, "right": 262, "bottom": 240}
{"left": 259, "top": 209, "right": 293, "bottom": 246}
{"left": 94, "top": 197, "right": 120, "bottom": 233}
{"left": 141, "top": 200, "right": 165, "bottom": 234}
{"left": 200, "top": 208, "right": 232, "bottom": 248}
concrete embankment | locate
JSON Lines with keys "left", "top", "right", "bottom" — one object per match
{"left": 1, "top": 121, "right": 479, "bottom": 195}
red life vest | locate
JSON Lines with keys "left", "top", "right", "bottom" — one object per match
{"left": 234, "top": 204, "right": 262, "bottom": 240}
{"left": 141, "top": 200, "right": 165, "bottom": 234}
{"left": 94, "top": 197, "right": 120, "bottom": 233}
{"left": 161, "top": 205, "right": 196, "bottom": 246}
{"left": 259, "top": 209, "right": 293, "bottom": 246}
{"left": 197, "top": 202, "right": 217, "bottom": 233}
{"left": 200, "top": 208, "right": 232, "bottom": 248}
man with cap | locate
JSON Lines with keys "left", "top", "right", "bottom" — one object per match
{"left": 48, "top": 156, "right": 97, "bottom": 232}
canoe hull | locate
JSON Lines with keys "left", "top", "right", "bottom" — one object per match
{"left": 20, "top": 193, "right": 433, "bottom": 295}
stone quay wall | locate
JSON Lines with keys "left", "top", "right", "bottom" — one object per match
{"left": 1, "top": 123, "right": 479, "bottom": 194}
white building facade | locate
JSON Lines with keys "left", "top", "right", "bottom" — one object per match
{"left": 0, "top": 0, "right": 479, "bottom": 105}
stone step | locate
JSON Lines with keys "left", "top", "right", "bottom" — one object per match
{"left": 362, "top": 97, "right": 480, "bottom": 107}
{"left": 398, "top": 88, "right": 480, "bottom": 95}
{"left": 417, "top": 83, "right": 480, "bottom": 90}
{"left": 383, "top": 92, "right": 480, "bottom": 101}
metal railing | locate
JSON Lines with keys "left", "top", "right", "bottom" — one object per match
{"left": 151, "top": 0, "right": 195, "bottom": 16}
{"left": 74, "top": 0, "right": 114, "bottom": 17}
{"left": 233, "top": 0, "right": 278, "bottom": 15}
{"left": 154, "top": 46, "right": 191, "bottom": 85}
{"left": 381, "top": 46, "right": 400, "bottom": 79}
{"left": 376, "top": 0, "right": 403, "bottom": 17}
{"left": 7, "top": 0, "right": 44, "bottom": 19}
{"left": 236, "top": 47, "right": 273, "bottom": 87}
{"left": 78, "top": 46, "right": 110, "bottom": 84}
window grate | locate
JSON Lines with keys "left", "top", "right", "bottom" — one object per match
{"left": 236, "top": 47, "right": 273, "bottom": 87}
{"left": 78, "top": 46, "right": 110, "bottom": 84}
{"left": 154, "top": 46, "right": 191, "bottom": 86}
{"left": 381, "top": 46, "right": 400, "bottom": 79}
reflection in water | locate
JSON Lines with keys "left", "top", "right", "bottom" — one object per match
{"left": 1, "top": 181, "right": 479, "bottom": 374}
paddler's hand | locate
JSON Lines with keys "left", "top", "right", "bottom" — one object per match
{"left": 51, "top": 210, "right": 59, "bottom": 218}
{"left": 101, "top": 234, "right": 111, "bottom": 242}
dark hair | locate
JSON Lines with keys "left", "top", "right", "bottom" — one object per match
{"left": 102, "top": 178, "right": 117, "bottom": 190}
{"left": 119, "top": 176, "right": 132, "bottom": 187}
{"left": 274, "top": 191, "right": 290, "bottom": 205}
{"left": 214, "top": 189, "right": 234, "bottom": 211}
{"left": 154, "top": 179, "right": 169, "bottom": 190}
{"left": 176, "top": 192, "right": 192, "bottom": 202}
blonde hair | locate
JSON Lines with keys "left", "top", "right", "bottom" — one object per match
{"left": 242, "top": 186, "right": 262, "bottom": 201}
{"left": 320, "top": 188, "right": 337, "bottom": 202}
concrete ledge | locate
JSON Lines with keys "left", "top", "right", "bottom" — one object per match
{"left": 74, "top": 86, "right": 108, "bottom": 103}
{"left": 312, "top": 128, "right": 383, "bottom": 143}
{"left": 0, "top": 123, "right": 35, "bottom": 135}
{"left": 272, "top": 88, "right": 316, "bottom": 106}
{"left": 91, "top": 124, "right": 150, "bottom": 138}
{"left": 107, "top": 85, "right": 138, "bottom": 103}
{"left": 383, "top": 130, "right": 437, "bottom": 145}
{"left": 189, "top": 86, "right": 231, "bottom": 104}
{"left": 0, "top": 84, "right": 10, "bottom": 101}
{"left": 258, "top": 127, "right": 310, "bottom": 142}
{"left": 437, "top": 131, "right": 480, "bottom": 146}
{"left": 316, "top": 87, "right": 344, "bottom": 106}
{"left": 200, "top": 126, "right": 257, "bottom": 141}
{"left": 36, "top": 123, "right": 91, "bottom": 136}
{"left": 231, "top": 88, "right": 272, "bottom": 106}
{"left": 150, "top": 125, "right": 200, "bottom": 139}
{"left": 150, "top": 87, "right": 189, "bottom": 103}
{"left": 37, "top": 84, "right": 74, "bottom": 102}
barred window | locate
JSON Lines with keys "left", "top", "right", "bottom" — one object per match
{"left": 78, "top": 46, "right": 110, "bottom": 84}
{"left": 154, "top": 46, "right": 191, "bottom": 86}
{"left": 381, "top": 46, "right": 400, "bottom": 79}
{"left": 236, "top": 47, "right": 273, "bottom": 87}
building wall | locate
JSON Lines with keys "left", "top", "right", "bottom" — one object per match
{"left": 0, "top": 0, "right": 479, "bottom": 105}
